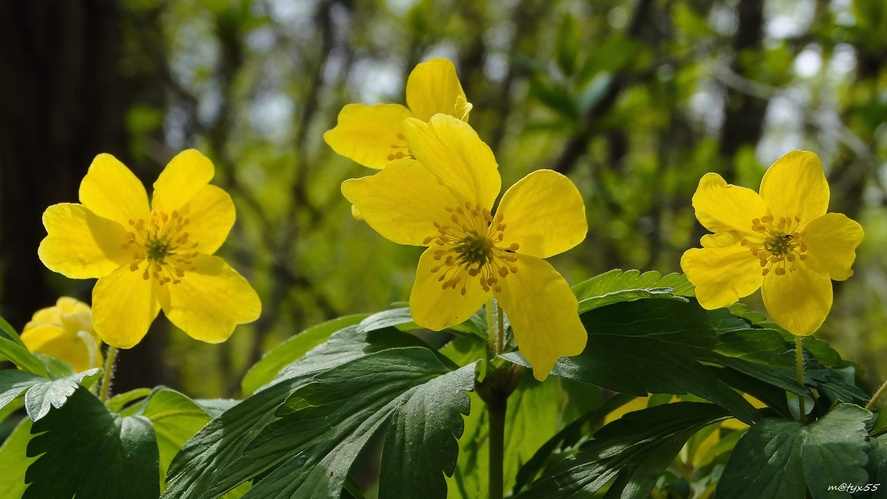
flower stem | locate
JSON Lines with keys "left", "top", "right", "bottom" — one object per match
{"left": 487, "top": 394, "right": 506, "bottom": 499}
{"left": 795, "top": 336, "right": 807, "bottom": 424}
{"left": 486, "top": 300, "right": 497, "bottom": 360}
{"left": 496, "top": 304, "right": 504, "bottom": 355}
{"left": 866, "top": 378, "right": 887, "bottom": 410}
{"left": 99, "top": 346, "right": 118, "bottom": 404}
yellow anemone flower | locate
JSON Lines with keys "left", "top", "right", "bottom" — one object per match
{"left": 342, "top": 114, "right": 588, "bottom": 380}
{"left": 38, "top": 150, "right": 262, "bottom": 349}
{"left": 21, "top": 297, "right": 102, "bottom": 372}
{"left": 681, "top": 150, "right": 864, "bottom": 336}
{"left": 324, "top": 58, "right": 472, "bottom": 169}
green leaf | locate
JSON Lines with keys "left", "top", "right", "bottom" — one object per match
{"left": 107, "top": 388, "right": 154, "bottom": 413}
{"left": 24, "top": 368, "right": 101, "bottom": 420}
{"left": 718, "top": 403, "right": 871, "bottom": 499}
{"left": 517, "top": 402, "right": 730, "bottom": 498}
{"left": 0, "top": 417, "right": 35, "bottom": 498}
{"left": 0, "top": 370, "right": 46, "bottom": 413}
{"left": 868, "top": 435, "right": 887, "bottom": 488}
{"left": 507, "top": 299, "right": 779, "bottom": 423}
{"left": 0, "top": 337, "right": 49, "bottom": 377}
{"left": 122, "top": 388, "right": 214, "bottom": 493}
{"left": 0, "top": 315, "right": 24, "bottom": 345}
{"left": 0, "top": 368, "right": 100, "bottom": 420}
{"left": 24, "top": 387, "right": 159, "bottom": 499}
{"left": 577, "top": 36, "right": 640, "bottom": 83}
{"left": 164, "top": 326, "right": 438, "bottom": 499}
{"left": 356, "top": 307, "right": 486, "bottom": 338}
{"left": 511, "top": 394, "right": 634, "bottom": 495}
{"left": 241, "top": 314, "right": 367, "bottom": 396}
{"left": 204, "top": 348, "right": 474, "bottom": 499}
{"left": 572, "top": 269, "right": 693, "bottom": 314}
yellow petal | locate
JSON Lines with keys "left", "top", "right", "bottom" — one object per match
{"left": 802, "top": 213, "right": 864, "bottom": 281}
{"left": 20, "top": 325, "right": 94, "bottom": 372}
{"left": 402, "top": 115, "right": 500, "bottom": 210}
{"left": 761, "top": 264, "right": 832, "bottom": 336}
{"left": 692, "top": 173, "right": 767, "bottom": 234}
{"left": 759, "top": 151, "right": 828, "bottom": 224}
{"left": 496, "top": 170, "right": 587, "bottom": 258}
{"left": 323, "top": 103, "right": 413, "bottom": 169}
{"left": 159, "top": 254, "right": 261, "bottom": 343}
{"left": 152, "top": 149, "right": 214, "bottom": 213}
{"left": 342, "top": 159, "right": 459, "bottom": 246}
{"left": 92, "top": 266, "right": 162, "bottom": 348}
{"left": 405, "top": 58, "right": 471, "bottom": 122}
{"left": 409, "top": 248, "right": 491, "bottom": 330}
{"left": 495, "top": 254, "right": 587, "bottom": 381}
{"left": 181, "top": 185, "right": 235, "bottom": 255}
{"left": 78, "top": 153, "right": 150, "bottom": 227}
{"left": 38, "top": 204, "right": 131, "bottom": 278}
{"left": 680, "top": 244, "right": 763, "bottom": 310}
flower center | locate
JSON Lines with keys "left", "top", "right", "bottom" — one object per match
{"left": 123, "top": 209, "right": 199, "bottom": 285}
{"left": 423, "top": 203, "right": 519, "bottom": 295}
{"left": 386, "top": 132, "right": 415, "bottom": 162}
{"left": 742, "top": 215, "right": 808, "bottom": 276}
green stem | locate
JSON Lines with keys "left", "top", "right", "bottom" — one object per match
{"left": 486, "top": 300, "right": 496, "bottom": 360}
{"left": 866, "top": 378, "right": 887, "bottom": 410}
{"left": 795, "top": 336, "right": 807, "bottom": 424}
{"left": 496, "top": 304, "right": 504, "bottom": 355}
{"left": 488, "top": 395, "right": 506, "bottom": 499}
{"left": 99, "top": 346, "right": 118, "bottom": 404}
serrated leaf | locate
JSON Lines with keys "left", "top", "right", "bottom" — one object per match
{"left": 209, "top": 349, "right": 474, "bottom": 499}
{"left": 573, "top": 269, "right": 695, "bottom": 301}
{"left": 164, "top": 327, "right": 438, "bottom": 499}
{"left": 24, "top": 368, "right": 101, "bottom": 420}
{"left": 241, "top": 314, "right": 367, "bottom": 396}
{"left": 517, "top": 402, "right": 730, "bottom": 498}
{"left": 573, "top": 269, "right": 692, "bottom": 313}
{"left": 507, "top": 299, "right": 777, "bottom": 423}
{"left": 0, "top": 368, "right": 100, "bottom": 420}
{"left": 0, "top": 417, "right": 35, "bottom": 498}
{"left": 718, "top": 403, "right": 871, "bottom": 499}
{"left": 24, "top": 387, "right": 159, "bottom": 499}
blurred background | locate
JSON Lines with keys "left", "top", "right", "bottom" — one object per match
{"left": 1, "top": 0, "right": 885, "bottom": 398}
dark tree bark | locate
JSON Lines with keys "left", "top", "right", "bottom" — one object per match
{"left": 717, "top": 0, "right": 768, "bottom": 182}
{"left": 0, "top": 0, "right": 171, "bottom": 393}
{"left": 0, "top": 0, "right": 129, "bottom": 327}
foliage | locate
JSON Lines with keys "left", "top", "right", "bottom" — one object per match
{"left": 3, "top": 0, "right": 887, "bottom": 497}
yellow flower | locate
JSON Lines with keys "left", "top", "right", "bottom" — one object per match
{"left": 342, "top": 114, "right": 587, "bottom": 380}
{"left": 38, "top": 150, "right": 262, "bottom": 349}
{"left": 21, "top": 297, "right": 102, "bottom": 372}
{"left": 324, "top": 58, "right": 472, "bottom": 169}
{"left": 681, "top": 151, "right": 864, "bottom": 336}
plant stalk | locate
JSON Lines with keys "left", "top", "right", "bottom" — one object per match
{"left": 795, "top": 336, "right": 807, "bottom": 424}
{"left": 488, "top": 394, "right": 506, "bottom": 499}
{"left": 866, "top": 378, "right": 887, "bottom": 410}
{"left": 99, "top": 346, "right": 118, "bottom": 404}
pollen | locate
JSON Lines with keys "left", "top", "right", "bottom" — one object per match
{"left": 123, "top": 209, "right": 199, "bottom": 285}
{"left": 426, "top": 203, "right": 519, "bottom": 295}
{"left": 743, "top": 214, "right": 807, "bottom": 276}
